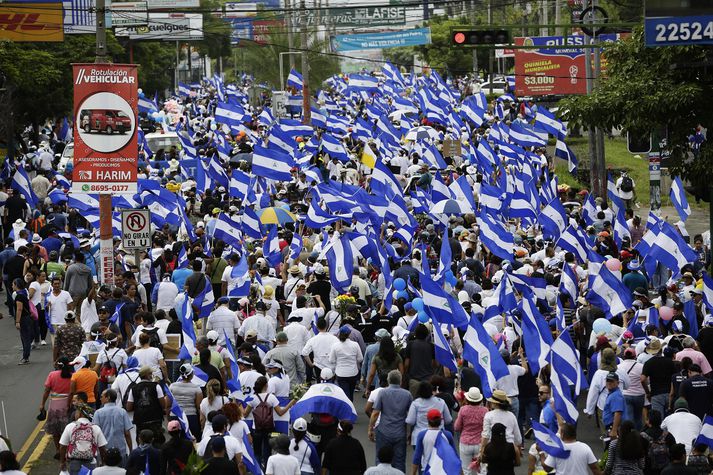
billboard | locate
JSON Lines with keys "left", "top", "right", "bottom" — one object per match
{"left": 514, "top": 35, "right": 588, "bottom": 96}
{"left": 332, "top": 27, "right": 431, "bottom": 52}
{"left": 114, "top": 13, "right": 203, "bottom": 40}
{"left": 253, "top": 19, "right": 283, "bottom": 44}
{"left": 147, "top": 0, "right": 199, "bottom": 8}
{"left": 72, "top": 64, "right": 138, "bottom": 194}
{"left": 111, "top": 2, "right": 149, "bottom": 27}
{"left": 0, "top": 2, "right": 63, "bottom": 42}
{"left": 295, "top": 7, "right": 406, "bottom": 27}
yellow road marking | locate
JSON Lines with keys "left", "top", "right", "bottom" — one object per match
{"left": 22, "top": 434, "right": 52, "bottom": 474}
{"left": 16, "top": 420, "right": 45, "bottom": 462}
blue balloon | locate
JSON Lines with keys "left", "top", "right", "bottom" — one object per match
{"left": 396, "top": 290, "right": 409, "bottom": 300}
{"left": 393, "top": 278, "right": 406, "bottom": 291}
{"left": 411, "top": 297, "right": 424, "bottom": 312}
{"left": 592, "top": 318, "right": 612, "bottom": 335}
{"left": 417, "top": 311, "right": 429, "bottom": 323}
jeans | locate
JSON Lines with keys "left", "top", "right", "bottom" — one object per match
{"left": 509, "top": 396, "right": 520, "bottom": 425}
{"left": 624, "top": 394, "right": 645, "bottom": 430}
{"left": 253, "top": 429, "right": 272, "bottom": 469}
{"left": 652, "top": 262, "right": 669, "bottom": 290}
{"left": 33, "top": 308, "right": 48, "bottom": 342}
{"left": 375, "top": 431, "right": 407, "bottom": 473}
{"left": 650, "top": 393, "right": 668, "bottom": 419}
{"left": 518, "top": 396, "right": 539, "bottom": 432}
{"left": 68, "top": 459, "right": 95, "bottom": 475}
{"left": 459, "top": 443, "right": 480, "bottom": 475}
{"left": 336, "top": 375, "right": 358, "bottom": 402}
{"left": 19, "top": 315, "right": 33, "bottom": 360}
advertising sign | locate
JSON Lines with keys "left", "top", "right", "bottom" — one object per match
{"left": 72, "top": 64, "right": 138, "bottom": 194}
{"left": 228, "top": 17, "right": 253, "bottom": 45}
{"left": 0, "top": 2, "right": 63, "bottom": 41}
{"left": 644, "top": 15, "right": 713, "bottom": 47}
{"left": 114, "top": 13, "right": 203, "bottom": 40}
{"left": 332, "top": 27, "right": 431, "bottom": 52}
{"left": 295, "top": 7, "right": 406, "bottom": 27}
{"left": 147, "top": 0, "right": 199, "bottom": 8}
{"left": 111, "top": 2, "right": 149, "bottom": 27}
{"left": 253, "top": 19, "right": 283, "bottom": 44}
{"left": 514, "top": 35, "right": 587, "bottom": 96}
{"left": 121, "top": 209, "right": 151, "bottom": 249}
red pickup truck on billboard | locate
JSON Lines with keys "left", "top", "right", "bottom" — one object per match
{"left": 80, "top": 109, "right": 132, "bottom": 134}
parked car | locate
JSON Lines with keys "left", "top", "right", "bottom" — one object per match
{"left": 80, "top": 109, "right": 131, "bottom": 134}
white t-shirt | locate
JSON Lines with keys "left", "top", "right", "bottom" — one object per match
{"left": 59, "top": 418, "right": 108, "bottom": 463}
{"left": 221, "top": 265, "right": 240, "bottom": 294}
{"left": 494, "top": 365, "right": 527, "bottom": 397}
{"left": 200, "top": 395, "right": 228, "bottom": 419}
{"left": 96, "top": 348, "right": 129, "bottom": 371}
{"left": 329, "top": 339, "right": 363, "bottom": 377}
{"left": 196, "top": 432, "right": 244, "bottom": 460}
{"left": 266, "top": 453, "right": 300, "bottom": 475}
{"left": 47, "top": 290, "right": 73, "bottom": 325}
{"left": 544, "top": 440, "right": 598, "bottom": 475}
{"left": 131, "top": 325, "right": 168, "bottom": 347}
{"left": 132, "top": 347, "right": 164, "bottom": 380}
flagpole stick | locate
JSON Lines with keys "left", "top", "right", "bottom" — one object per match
{"left": 1, "top": 401, "right": 7, "bottom": 439}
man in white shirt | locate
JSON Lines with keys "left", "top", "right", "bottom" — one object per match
{"left": 542, "top": 423, "right": 601, "bottom": 475}
{"left": 302, "top": 317, "right": 339, "bottom": 381}
{"left": 238, "top": 303, "right": 275, "bottom": 344}
{"left": 152, "top": 274, "right": 179, "bottom": 312}
{"left": 661, "top": 398, "right": 702, "bottom": 453}
{"left": 287, "top": 294, "right": 326, "bottom": 329}
{"left": 206, "top": 297, "right": 241, "bottom": 346}
{"left": 196, "top": 415, "right": 244, "bottom": 461}
{"left": 47, "top": 275, "right": 75, "bottom": 333}
{"left": 284, "top": 315, "right": 310, "bottom": 354}
{"left": 130, "top": 313, "right": 168, "bottom": 348}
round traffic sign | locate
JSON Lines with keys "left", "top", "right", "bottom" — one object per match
{"left": 125, "top": 211, "right": 147, "bottom": 232}
{"left": 579, "top": 6, "right": 608, "bottom": 36}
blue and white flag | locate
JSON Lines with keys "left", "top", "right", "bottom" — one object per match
{"left": 213, "top": 213, "right": 243, "bottom": 249}
{"left": 647, "top": 223, "right": 697, "bottom": 276}
{"left": 433, "top": 324, "right": 458, "bottom": 373}
{"left": 252, "top": 144, "right": 295, "bottom": 182}
{"left": 241, "top": 431, "right": 264, "bottom": 475}
{"left": 178, "top": 294, "right": 197, "bottom": 360}
{"left": 532, "top": 421, "right": 570, "bottom": 459}
{"left": 193, "top": 276, "right": 215, "bottom": 319}
{"left": 557, "top": 225, "right": 589, "bottom": 263}
{"left": 289, "top": 232, "right": 303, "bottom": 261}
{"left": 701, "top": 272, "right": 713, "bottom": 313}
{"left": 287, "top": 68, "right": 303, "bottom": 90}
{"left": 555, "top": 137, "right": 578, "bottom": 173}
{"left": 462, "top": 315, "right": 510, "bottom": 398}
{"left": 420, "top": 272, "right": 470, "bottom": 328}
{"left": 434, "top": 233, "right": 452, "bottom": 284}
{"left": 215, "top": 101, "right": 248, "bottom": 126}
{"left": 670, "top": 176, "right": 691, "bottom": 222}
{"left": 176, "top": 246, "right": 188, "bottom": 269}
{"left": 178, "top": 82, "right": 191, "bottom": 97}
{"left": 539, "top": 197, "right": 568, "bottom": 240}
{"left": 223, "top": 330, "right": 241, "bottom": 392}
{"left": 321, "top": 133, "right": 350, "bottom": 162}
{"left": 423, "top": 432, "right": 462, "bottom": 475}
{"left": 138, "top": 94, "right": 158, "bottom": 114}
{"left": 348, "top": 74, "right": 379, "bottom": 90}
{"left": 240, "top": 207, "right": 263, "bottom": 240}
{"left": 587, "top": 265, "right": 633, "bottom": 319}
{"left": 549, "top": 345, "right": 580, "bottom": 424}
{"left": 289, "top": 383, "right": 357, "bottom": 422}
{"left": 263, "top": 225, "right": 282, "bottom": 268}
{"left": 325, "top": 233, "right": 354, "bottom": 293}
{"left": 11, "top": 165, "right": 39, "bottom": 208}
{"left": 535, "top": 108, "right": 565, "bottom": 137}
{"left": 559, "top": 263, "right": 579, "bottom": 302}
{"left": 163, "top": 383, "right": 194, "bottom": 440}
{"left": 476, "top": 212, "right": 513, "bottom": 262}
{"left": 694, "top": 415, "right": 713, "bottom": 450}
{"left": 519, "top": 293, "right": 554, "bottom": 374}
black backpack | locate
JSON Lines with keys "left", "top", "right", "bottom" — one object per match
{"left": 142, "top": 327, "right": 163, "bottom": 353}
{"left": 620, "top": 176, "right": 633, "bottom": 192}
{"left": 121, "top": 372, "right": 140, "bottom": 408}
{"left": 131, "top": 381, "right": 163, "bottom": 424}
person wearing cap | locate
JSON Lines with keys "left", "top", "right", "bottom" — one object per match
{"left": 585, "top": 348, "right": 631, "bottom": 420}
{"left": 59, "top": 401, "right": 108, "bottom": 474}
{"left": 93, "top": 389, "right": 133, "bottom": 464}
{"left": 480, "top": 389, "right": 521, "bottom": 455}
{"left": 623, "top": 260, "right": 648, "bottom": 298}
{"left": 206, "top": 296, "right": 241, "bottom": 347}
{"left": 675, "top": 336, "right": 713, "bottom": 376}
{"left": 289, "top": 417, "right": 321, "bottom": 474}
{"left": 642, "top": 337, "right": 677, "bottom": 417}
{"left": 282, "top": 264, "right": 305, "bottom": 309}
{"left": 677, "top": 363, "right": 713, "bottom": 420}
{"left": 661, "top": 398, "right": 703, "bottom": 453}
{"left": 454, "top": 387, "right": 487, "bottom": 474}
{"left": 263, "top": 331, "right": 306, "bottom": 388}
{"left": 679, "top": 272, "right": 696, "bottom": 303}
{"left": 48, "top": 275, "right": 75, "bottom": 341}
{"left": 601, "top": 371, "right": 628, "bottom": 439}
{"left": 168, "top": 363, "right": 203, "bottom": 440}
{"left": 412, "top": 409, "right": 456, "bottom": 475}
{"left": 329, "top": 325, "right": 363, "bottom": 402}
{"left": 69, "top": 355, "right": 99, "bottom": 408}
{"left": 362, "top": 328, "right": 396, "bottom": 393}
{"left": 160, "top": 419, "right": 195, "bottom": 475}
{"left": 265, "top": 434, "right": 300, "bottom": 475}
{"left": 284, "top": 312, "right": 311, "bottom": 354}
{"left": 53, "top": 309, "right": 85, "bottom": 363}
{"left": 301, "top": 317, "right": 339, "bottom": 382}
{"left": 203, "top": 435, "right": 240, "bottom": 475}
{"left": 367, "top": 370, "right": 412, "bottom": 472}
{"left": 619, "top": 347, "right": 646, "bottom": 430}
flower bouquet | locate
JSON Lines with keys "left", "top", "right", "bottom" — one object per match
{"left": 334, "top": 294, "right": 356, "bottom": 318}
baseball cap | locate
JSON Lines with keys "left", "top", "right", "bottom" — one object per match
{"left": 70, "top": 356, "right": 87, "bottom": 368}
{"left": 245, "top": 329, "right": 258, "bottom": 338}
{"left": 210, "top": 436, "right": 226, "bottom": 453}
{"left": 179, "top": 363, "right": 194, "bottom": 376}
{"left": 167, "top": 420, "right": 181, "bottom": 432}
{"left": 605, "top": 371, "right": 619, "bottom": 381}
{"left": 293, "top": 418, "right": 308, "bottom": 432}
{"left": 206, "top": 330, "right": 219, "bottom": 342}
{"left": 320, "top": 368, "right": 334, "bottom": 380}
{"left": 427, "top": 409, "right": 442, "bottom": 421}
{"left": 375, "top": 328, "right": 390, "bottom": 339}
{"left": 338, "top": 325, "right": 351, "bottom": 335}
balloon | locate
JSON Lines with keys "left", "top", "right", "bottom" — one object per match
{"left": 137, "top": 88, "right": 143, "bottom": 96}
{"left": 417, "top": 311, "right": 429, "bottom": 323}
{"left": 605, "top": 258, "right": 622, "bottom": 272}
{"left": 393, "top": 278, "right": 406, "bottom": 291}
{"left": 411, "top": 297, "right": 424, "bottom": 312}
{"left": 659, "top": 306, "right": 674, "bottom": 321}
{"left": 396, "top": 290, "right": 409, "bottom": 300}
{"left": 592, "top": 318, "right": 612, "bottom": 335}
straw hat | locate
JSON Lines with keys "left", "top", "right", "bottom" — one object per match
{"left": 486, "top": 389, "right": 510, "bottom": 405}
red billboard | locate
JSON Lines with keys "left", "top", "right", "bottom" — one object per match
{"left": 72, "top": 64, "right": 138, "bottom": 194}
{"left": 514, "top": 36, "right": 587, "bottom": 96}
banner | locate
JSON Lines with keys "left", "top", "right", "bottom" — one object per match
{"left": 295, "top": 7, "right": 406, "bottom": 27}
{"left": 514, "top": 35, "right": 588, "bottom": 96}
{"left": 332, "top": 27, "right": 431, "bottom": 52}
{"left": 72, "top": 64, "right": 138, "bottom": 194}
{"left": 0, "top": 2, "right": 63, "bottom": 42}
{"left": 228, "top": 17, "right": 253, "bottom": 45}
{"left": 114, "top": 13, "right": 203, "bottom": 40}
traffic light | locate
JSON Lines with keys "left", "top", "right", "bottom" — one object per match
{"left": 451, "top": 29, "right": 510, "bottom": 46}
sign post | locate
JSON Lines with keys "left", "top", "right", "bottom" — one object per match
{"left": 121, "top": 209, "right": 151, "bottom": 270}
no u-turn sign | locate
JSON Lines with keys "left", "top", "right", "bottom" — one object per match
{"left": 121, "top": 209, "right": 151, "bottom": 249}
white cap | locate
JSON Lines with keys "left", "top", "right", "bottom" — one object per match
{"left": 293, "top": 418, "right": 308, "bottom": 432}
{"left": 70, "top": 356, "right": 87, "bottom": 368}
{"left": 320, "top": 368, "right": 334, "bottom": 381}
{"left": 206, "top": 330, "right": 219, "bottom": 342}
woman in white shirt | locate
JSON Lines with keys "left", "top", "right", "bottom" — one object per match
{"left": 289, "top": 418, "right": 320, "bottom": 475}
{"left": 199, "top": 379, "right": 229, "bottom": 430}
{"left": 480, "top": 389, "right": 522, "bottom": 454}
{"left": 27, "top": 270, "right": 51, "bottom": 345}
{"left": 266, "top": 362, "right": 291, "bottom": 434}
{"left": 132, "top": 332, "right": 167, "bottom": 382}
{"left": 328, "top": 326, "right": 363, "bottom": 402}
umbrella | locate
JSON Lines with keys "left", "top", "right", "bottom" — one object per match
{"left": 257, "top": 207, "right": 297, "bottom": 225}
{"left": 388, "top": 110, "right": 417, "bottom": 121}
{"left": 431, "top": 199, "right": 470, "bottom": 216}
{"left": 405, "top": 126, "right": 440, "bottom": 142}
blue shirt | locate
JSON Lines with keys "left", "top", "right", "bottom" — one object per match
{"left": 602, "top": 387, "right": 628, "bottom": 427}
{"left": 92, "top": 402, "right": 132, "bottom": 452}
{"left": 172, "top": 268, "right": 192, "bottom": 291}
{"left": 0, "top": 247, "right": 17, "bottom": 279}
{"left": 41, "top": 237, "right": 62, "bottom": 255}
{"left": 373, "top": 384, "right": 413, "bottom": 439}
{"left": 362, "top": 342, "right": 380, "bottom": 387}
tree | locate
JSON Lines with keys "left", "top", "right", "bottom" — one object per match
{"left": 561, "top": 28, "right": 713, "bottom": 196}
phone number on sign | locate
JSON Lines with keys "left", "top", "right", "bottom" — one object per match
{"left": 78, "top": 184, "right": 134, "bottom": 193}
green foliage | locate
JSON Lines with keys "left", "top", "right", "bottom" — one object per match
{"left": 561, "top": 28, "right": 713, "bottom": 191}
{"left": 182, "top": 450, "right": 207, "bottom": 475}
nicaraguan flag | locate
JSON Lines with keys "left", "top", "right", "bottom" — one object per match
{"left": 213, "top": 213, "right": 243, "bottom": 249}
{"left": 348, "top": 74, "right": 379, "bottom": 91}
{"left": 476, "top": 211, "right": 513, "bottom": 262}
{"left": 423, "top": 432, "right": 461, "bottom": 475}
{"left": 11, "top": 165, "right": 39, "bottom": 208}
{"left": 535, "top": 107, "right": 565, "bottom": 137}
{"left": 701, "top": 272, "right": 713, "bottom": 313}
{"left": 241, "top": 432, "right": 264, "bottom": 474}
{"left": 647, "top": 222, "right": 697, "bottom": 276}
{"left": 325, "top": 233, "right": 354, "bottom": 293}
{"left": 178, "top": 82, "right": 191, "bottom": 97}
{"left": 462, "top": 314, "right": 509, "bottom": 397}
{"left": 193, "top": 276, "right": 215, "bottom": 319}
{"left": 287, "top": 68, "right": 303, "bottom": 90}
{"left": 519, "top": 292, "right": 554, "bottom": 374}
{"left": 240, "top": 206, "right": 263, "bottom": 240}
{"left": 321, "top": 133, "right": 350, "bottom": 162}
{"left": 252, "top": 144, "right": 295, "bottom": 182}
{"left": 670, "top": 176, "right": 691, "bottom": 222}
{"left": 695, "top": 415, "right": 713, "bottom": 450}
{"left": 289, "top": 232, "right": 303, "bottom": 261}
{"left": 559, "top": 262, "right": 579, "bottom": 302}
{"left": 420, "top": 271, "right": 469, "bottom": 328}
{"left": 109, "top": 302, "right": 124, "bottom": 326}
{"left": 555, "top": 136, "right": 578, "bottom": 174}
{"left": 229, "top": 253, "right": 252, "bottom": 298}
{"left": 290, "top": 383, "right": 357, "bottom": 422}
{"left": 539, "top": 197, "right": 568, "bottom": 240}
{"left": 223, "top": 330, "right": 241, "bottom": 392}
{"left": 138, "top": 94, "right": 158, "bottom": 114}
{"left": 557, "top": 225, "right": 588, "bottom": 263}
{"left": 263, "top": 225, "right": 282, "bottom": 268}
{"left": 163, "top": 383, "right": 194, "bottom": 440}
{"left": 532, "top": 421, "right": 571, "bottom": 459}
{"left": 587, "top": 265, "right": 633, "bottom": 319}
{"left": 176, "top": 246, "right": 188, "bottom": 269}
{"left": 178, "top": 294, "right": 197, "bottom": 360}
{"left": 215, "top": 101, "right": 248, "bottom": 127}
{"left": 433, "top": 323, "right": 458, "bottom": 372}
{"left": 549, "top": 343, "right": 580, "bottom": 424}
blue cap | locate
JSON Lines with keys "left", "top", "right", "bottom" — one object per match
{"left": 126, "top": 356, "right": 139, "bottom": 369}
{"left": 217, "top": 296, "right": 230, "bottom": 305}
{"left": 404, "top": 302, "right": 413, "bottom": 311}
{"left": 338, "top": 325, "right": 351, "bottom": 335}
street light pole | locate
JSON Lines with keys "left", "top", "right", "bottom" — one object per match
{"left": 300, "top": 0, "right": 310, "bottom": 125}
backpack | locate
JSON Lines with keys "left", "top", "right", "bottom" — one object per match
{"left": 142, "top": 328, "right": 163, "bottom": 353}
{"left": 99, "top": 349, "right": 121, "bottom": 383}
{"left": 641, "top": 431, "right": 669, "bottom": 472}
{"left": 66, "top": 422, "right": 98, "bottom": 461}
{"left": 131, "top": 381, "right": 163, "bottom": 424}
{"left": 121, "top": 372, "right": 141, "bottom": 408}
{"left": 202, "top": 434, "right": 232, "bottom": 463}
{"left": 620, "top": 176, "right": 633, "bottom": 192}
{"left": 252, "top": 394, "right": 275, "bottom": 432}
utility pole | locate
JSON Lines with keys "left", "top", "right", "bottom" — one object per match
{"left": 286, "top": 0, "right": 296, "bottom": 70}
{"left": 95, "top": 0, "right": 113, "bottom": 286}
{"left": 488, "top": 0, "right": 494, "bottom": 95}
{"left": 301, "top": 0, "right": 310, "bottom": 125}
{"left": 554, "top": 0, "right": 561, "bottom": 35}
{"left": 470, "top": 0, "right": 478, "bottom": 75}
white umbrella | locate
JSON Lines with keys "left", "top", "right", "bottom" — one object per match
{"left": 405, "top": 125, "right": 440, "bottom": 142}
{"left": 431, "top": 199, "right": 470, "bottom": 216}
